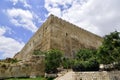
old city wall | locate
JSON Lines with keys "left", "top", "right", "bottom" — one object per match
{"left": 14, "top": 14, "right": 103, "bottom": 59}
{"left": 14, "top": 16, "right": 53, "bottom": 60}
{"left": 49, "top": 15, "right": 103, "bottom": 57}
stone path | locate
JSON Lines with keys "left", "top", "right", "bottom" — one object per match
{"left": 54, "top": 70, "right": 74, "bottom": 80}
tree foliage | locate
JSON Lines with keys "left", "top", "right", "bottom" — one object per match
{"left": 75, "top": 49, "right": 97, "bottom": 61}
{"left": 72, "top": 49, "right": 99, "bottom": 71}
{"left": 45, "top": 49, "right": 63, "bottom": 73}
{"left": 72, "top": 59, "right": 99, "bottom": 71}
{"left": 97, "top": 31, "right": 120, "bottom": 64}
{"left": 62, "top": 57, "right": 74, "bottom": 69}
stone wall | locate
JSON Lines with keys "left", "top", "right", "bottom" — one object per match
{"left": 0, "top": 55, "right": 45, "bottom": 79}
{"left": 55, "top": 71, "right": 120, "bottom": 80}
{"left": 14, "top": 16, "right": 52, "bottom": 60}
{"left": 14, "top": 14, "right": 103, "bottom": 60}
{"left": 74, "top": 71, "right": 109, "bottom": 80}
{"left": 74, "top": 71, "right": 120, "bottom": 80}
{"left": 50, "top": 15, "right": 103, "bottom": 57}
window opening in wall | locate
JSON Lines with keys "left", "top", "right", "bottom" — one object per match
{"left": 80, "top": 78, "right": 82, "bottom": 80}
{"left": 66, "top": 33, "right": 68, "bottom": 36}
{"left": 45, "top": 26, "right": 47, "bottom": 30}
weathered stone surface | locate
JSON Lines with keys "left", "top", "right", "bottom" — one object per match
{"left": 14, "top": 14, "right": 103, "bottom": 60}
{"left": 0, "top": 14, "right": 103, "bottom": 79}
{"left": 0, "top": 55, "right": 45, "bottom": 79}
{"left": 55, "top": 71, "right": 120, "bottom": 80}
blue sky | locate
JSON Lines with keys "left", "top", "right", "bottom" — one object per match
{"left": 0, "top": 0, "right": 120, "bottom": 59}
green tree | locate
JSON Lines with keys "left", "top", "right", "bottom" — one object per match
{"left": 75, "top": 49, "right": 96, "bottom": 61}
{"left": 45, "top": 49, "right": 63, "bottom": 73}
{"left": 62, "top": 57, "right": 74, "bottom": 69}
{"left": 97, "top": 31, "right": 120, "bottom": 64}
{"left": 72, "top": 49, "right": 99, "bottom": 71}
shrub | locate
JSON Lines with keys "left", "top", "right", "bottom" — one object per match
{"left": 4, "top": 58, "right": 18, "bottom": 63}
{"left": 114, "top": 62, "right": 120, "bottom": 70}
{"left": 72, "top": 60, "right": 84, "bottom": 71}
{"left": 72, "top": 58, "right": 99, "bottom": 71}
{"left": 45, "top": 49, "right": 63, "bottom": 73}
{"left": 62, "top": 57, "right": 74, "bottom": 69}
{"left": 72, "top": 48, "right": 99, "bottom": 71}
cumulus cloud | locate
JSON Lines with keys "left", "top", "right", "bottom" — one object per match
{"left": 0, "top": 27, "right": 24, "bottom": 59}
{"left": 6, "top": 8, "right": 38, "bottom": 32}
{"left": 9, "top": 0, "right": 31, "bottom": 8}
{"left": 45, "top": 0, "right": 120, "bottom": 36}
{"left": 0, "top": 26, "right": 15, "bottom": 35}
{"left": 45, "top": 0, "right": 73, "bottom": 17}
{"left": 0, "top": 27, "right": 6, "bottom": 36}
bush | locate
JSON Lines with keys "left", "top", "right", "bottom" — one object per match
{"left": 4, "top": 58, "right": 18, "bottom": 63}
{"left": 62, "top": 57, "right": 74, "bottom": 69}
{"left": 72, "top": 60, "right": 84, "bottom": 71}
{"left": 45, "top": 49, "right": 63, "bottom": 73}
{"left": 114, "top": 62, "right": 120, "bottom": 70}
{"left": 72, "top": 59, "right": 99, "bottom": 71}
{"left": 85, "top": 59, "right": 99, "bottom": 71}
{"left": 72, "top": 49, "right": 99, "bottom": 71}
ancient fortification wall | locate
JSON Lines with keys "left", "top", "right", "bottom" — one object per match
{"left": 14, "top": 14, "right": 103, "bottom": 60}
{"left": 14, "top": 16, "right": 52, "bottom": 60}
{"left": 49, "top": 15, "right": 103, "bottom": 57}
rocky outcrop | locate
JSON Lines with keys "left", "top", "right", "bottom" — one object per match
{"left": 0, "top": 55, "right": 45, "bottom": 79}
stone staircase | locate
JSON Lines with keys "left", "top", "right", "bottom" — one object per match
{"left": 54, "top": 69, "right": 74, "bottom": 80}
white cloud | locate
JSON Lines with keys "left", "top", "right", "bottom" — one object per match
{"left": 0, "top": 27, "right": 6, "bottom": 36}
{"left": 45, "top": 0, "right": 120, "bottom": 36}
{"left": 45, "top": 0, "right": 73, "bottom": 17}
{"left": 0, "top": 26, "right": 15, "bottom": 35}
{"left": 9, "top": 0, "right": 31, "bottom": 8}
{"left": 0, "top": 27, "right": 24, "bottom": 59}
{"left": 6, "top": 8, "right": 38, "bottom": 32}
